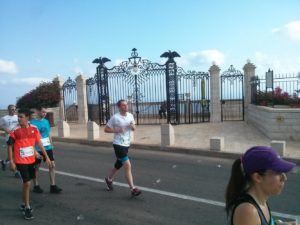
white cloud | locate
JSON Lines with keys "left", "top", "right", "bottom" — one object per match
{"left": 254, "top": 51, "right": 300, "bottom": 75}
{"left": 114, "top": 58, "right": 126, "bottom": 66}
{"left": 272, "top": 20, "right": 300, "bottom": 41}
{"left": 0, "top": 59, "right": 19, "bottom": 74}
{"left": 11, "top": 77, "right": 51, "bottom": 86}
{"left": 72, "top": 66, "right": 83, "bottom": 75}
{"left": 176, "top": 49, "right": 225, "bottom": 70}
{"left": 72, "top": 58, "right": 102, "bottom": 77}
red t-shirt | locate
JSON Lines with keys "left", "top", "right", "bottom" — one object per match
{"left": 9, "top": 125, "right": 41, "bottom": 164}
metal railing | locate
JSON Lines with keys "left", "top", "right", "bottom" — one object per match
{"left": 251, "top": 71, "right": 300, "bottom": 106}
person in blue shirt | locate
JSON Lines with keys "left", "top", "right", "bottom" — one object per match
{"left": 30, "top": 107, "right": 62, "bottom": 194}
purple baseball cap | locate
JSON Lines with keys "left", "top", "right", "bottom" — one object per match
{"left": 241, "top": 146, "right": 296, "bottom": 175}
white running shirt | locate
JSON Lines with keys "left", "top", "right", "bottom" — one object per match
{"left": 106, "top": 112, "right": 135, "bottom": 147}
{"left": 0, "top": 115, "right": 18, "bottom": 141}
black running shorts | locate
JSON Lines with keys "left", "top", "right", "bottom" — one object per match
{"left": 35, "top": 150, "right": 55, "bottom": 165}
{"left": 113, "top": 144, "right": 129, "bottom": 159}
{"left": 16, "top": 163, "right": 36, "bottom": 183}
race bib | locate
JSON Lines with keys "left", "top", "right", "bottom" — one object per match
{"left": 121, "top": 132, "right": 131, "bottom": 146}
{"left": 20, "top": 146, "right": 34, "bottom": 158}
{"left": 41, "top": 137, "right": 51, "bottom": 146}
{"left": 123, "top": 138, "right": 130, "bottom": 146}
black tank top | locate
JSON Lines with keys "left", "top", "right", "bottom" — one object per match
{"left": 230, "top": 194, "right": 275, "bottom": 225}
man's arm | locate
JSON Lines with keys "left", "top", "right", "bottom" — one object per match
{"left": 129, "top": 122, "right": 135, "bottom": 131}
{"left": 0, "top": 127, "right": 10, "bottom": 133}
{"left": 129, "top": 115, "right": 136, "bottom": 131}
{"left": 37, "top": 140, "right": 52, "bottom": 168}
{"left": 47, "top": 120, "right": 54, "bottom": 148}
{"left": 8, "top": 144, "right": 16, "bottom": 171}
{"left": 0, "top": 120, "right": 10, "bottom": 133}
{"left": 104, "top": 125, "right": 123, "bottom": 133}
{"left": 104, "top": 116, "right": 123, "bottom": 133}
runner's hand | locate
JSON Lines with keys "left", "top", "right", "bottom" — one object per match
{"left": 35, "top": 151, "right": 42, "bottom": 159}
{"left": 10, "top": 161, "right": 16, "bottom": 172}
{"left": 129, "top": 122, "right": 135, "bottom": 130}
{"left": 45, "top": 158, "right": 52, "bottom": 169}
{"left": 114, "top": 127, "right": 124, "bottom": 133}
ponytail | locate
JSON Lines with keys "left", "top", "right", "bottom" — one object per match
{"left": 225, "top": 158, "right": 249, "bottom": 215}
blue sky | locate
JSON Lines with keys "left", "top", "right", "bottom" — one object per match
{"left": 0, "top": 0, "right": 300, "bottom": 109}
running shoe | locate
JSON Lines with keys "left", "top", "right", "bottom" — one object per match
{"left": 24, "top": 207, "right": 34, "bottom": 220}
{"left": 33, "top": 185, "right": 44, "bottom": 193}
{"left": 131, "top": 187, "right": 142, "bottom": 196}
{"left": 50, "top": 185, "right": 62, "bottom": 194}
{"left": 1, "top": 160, "right": 6, "bottom": 171}
{"left": 105, "top": 177, "right": 113, "bottom": 191}
{"left": 19, "top": 204, "right": 33, "bottom": 212}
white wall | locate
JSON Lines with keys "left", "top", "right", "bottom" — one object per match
{"left": 47, "top": 107, "right": 60, "bottom": 126}
{"left": 248, "top": 104, "right": 300, "bottom": 140}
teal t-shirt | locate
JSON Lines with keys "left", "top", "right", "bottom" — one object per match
{"left": 30, "top": 118, "right": 53, "bottom": 151}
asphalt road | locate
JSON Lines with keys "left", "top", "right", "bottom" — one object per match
{"left": 0, "top": 141, "right": 299, "bottom": 225}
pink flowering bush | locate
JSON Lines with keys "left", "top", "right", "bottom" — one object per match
{"left": 256, "top": 87, "right": 300, "bottom": 107}
{"left": 16, "top": 80, "right": 60, "bottom": 109}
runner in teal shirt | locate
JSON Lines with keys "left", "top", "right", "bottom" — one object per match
{"left": 30, "top": 117, "right": 53, "bottom": 151}
{"left": 30, "top": 107, "right": 62, "bottom": 194}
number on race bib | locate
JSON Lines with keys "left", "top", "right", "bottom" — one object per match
{"left": 20, "top": 146, "right": 34, "bottom": 158}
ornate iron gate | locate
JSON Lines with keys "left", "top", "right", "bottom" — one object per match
{"left": 86, "top": 48, "right": 210, "bottom": 125}
{"left": 220, "top": 65, "right": 244, "bottom": 121}
{"left": 177, "top": 68, "right": 210, "bottom": 123}
{"left": 62, "top": 77, "right": 78, "bottom": 122}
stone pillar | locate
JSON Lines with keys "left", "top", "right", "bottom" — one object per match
{"left": 243, "top": 61, "right": 256, "bottom": 122}
{"left": 209, "top": 64, "right": 221, "bottom": 122}
{"left": 87, "top": 121, "right": 99, "bottom": 140}
{"left": 54, "top": 76, "right": 65, "bottom": 121}
{"left": 210, "top": 137, "right": 224, "bottom": 151}
{"left": 57, "top": 120, "right": 70, "bottom": 137}
{"left": 161, "top": 124, "right": 175, "bottom": 147}
{"left": 76, "top": 74, "right": 88, "bottom": 124}
{"left": 271, "top": 140, "right": 286, "bottom": 156}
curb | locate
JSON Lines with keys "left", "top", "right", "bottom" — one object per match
{"left": 52, "top": 137, "right": 300, "bottom": 165}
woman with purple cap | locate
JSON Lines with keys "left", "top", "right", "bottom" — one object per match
{"left": 225, "top": 146, "right": 296, "bottom": 225}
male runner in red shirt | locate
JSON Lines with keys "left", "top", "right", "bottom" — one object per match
{"left": 8, "top": 108, "right": 52, "bottom": 220}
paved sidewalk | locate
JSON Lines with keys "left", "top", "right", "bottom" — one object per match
{"left": 51, "top": 121, "right": 300, "bottom": 160}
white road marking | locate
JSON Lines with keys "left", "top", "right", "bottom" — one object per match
{"left": 40, "top": 168, "right": 300, "bottom": 221}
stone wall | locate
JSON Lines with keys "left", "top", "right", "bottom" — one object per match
{"left": 46, "top": 107, "right": 60, "bottom": 126}
{"left": 248, "top": 104, "right": 300, "bottom": 140}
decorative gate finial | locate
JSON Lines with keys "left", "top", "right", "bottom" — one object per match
{"left": 160, "top": 50, "right": 181, "bottom": 63}
{"left": 128, "top": 48, "right": 141, "bottom": 68}
{"left": 92, "top": 57, "right": 111, "bottom": 67}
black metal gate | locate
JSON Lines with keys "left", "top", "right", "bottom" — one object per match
{"left": 62, "top": 77, "right": 78, "bottom": 122}
{"left": 177, "top": 68, "right": 210, "bottom": 123}
{"left": 86, "top": 48, "right": 210, "bottom": 125}
{"left": 220, "top": 65, "right": 244, "bottom": 121}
